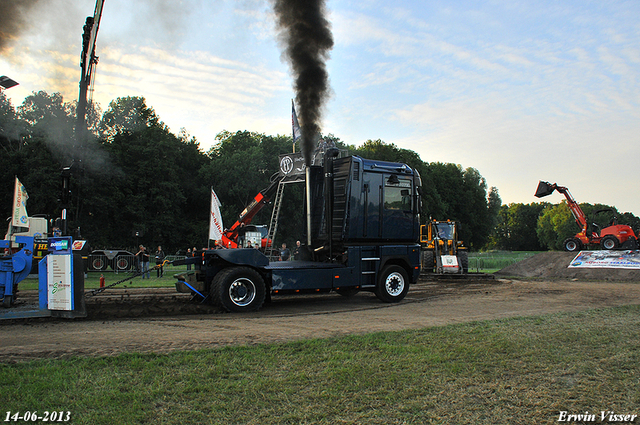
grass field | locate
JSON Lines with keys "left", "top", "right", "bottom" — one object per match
{"left": 467, "top": 251, "right": 541, "bottom": 273}
{"left": 1, "top": 306, "right": 638, "bottom": 424}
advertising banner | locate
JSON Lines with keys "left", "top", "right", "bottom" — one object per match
{"left": 47, "top": 255, "right": 73, "bottom": 310}
{"left": 569, "top": 250, "right": 640, "bottom": 270}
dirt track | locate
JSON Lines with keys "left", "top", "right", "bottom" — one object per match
{"left": 2, "top": 265, "right": 639, "bottom": 363}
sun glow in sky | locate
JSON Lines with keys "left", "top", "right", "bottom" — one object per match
{"left": 2, "top": 0, "right": 640, "bottom": 215}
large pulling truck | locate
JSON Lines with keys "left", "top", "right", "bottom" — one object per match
{"left": 176, "top": 149, "right": 423, "bottom": 312}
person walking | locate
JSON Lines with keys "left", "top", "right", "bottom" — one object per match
{"left": 155, "top": 245, "right": 166, "bottom": 278}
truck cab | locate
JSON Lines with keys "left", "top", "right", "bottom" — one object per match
{"left": 175, "top": 155, "right": 423, "bottom": 312}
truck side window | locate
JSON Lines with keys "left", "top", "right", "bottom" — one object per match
{"left": 384, "top": 179, "right": 412, "bottom": 211}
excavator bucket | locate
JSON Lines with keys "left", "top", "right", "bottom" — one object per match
{"left": 534, "top": 181, "right": 556, "bottom": 198}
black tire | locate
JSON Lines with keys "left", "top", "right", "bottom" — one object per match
{"left": 563, "top": 238, "right": 582, "bottom": 252}
{"left": 375, "top": 265, "right": 409, "bottom": 303}
{"left": 422, "top": 250, "right": 434, "bottom": 273}
{"left": 91, "top": 256, "right": 108, "bottom": 271}
{"left": 601, "top": 236, "right": 619, "bottom": 250}
{"left": 457, "top": 250, "right": 469, "bottom": 274}
{"left": 336, "top": 288, "right": 359, "bottom": 297}
{"left": 3, "top": 295, "right": 13, "bottom": 308}
{"left": 212, "top": 267, "right": 266, "bottom": 312}
{"left": 115, "top": 255, "right": 131, "bottom": 271}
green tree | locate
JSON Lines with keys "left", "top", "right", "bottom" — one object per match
{"left": 0, "top": 91, "right": 27, "bottom": 152}
{"left": 1, "top": 92, "right": 73, "bottom": 220}
{"left": 18, "top": 91, "right": 76, "bottom": 164}
{"left": 80, "top": 96, "right": 209, "bottom": 252}
{"left": 490, "top": 203, "right": 546, "bottom": 251}
{"left": 537, "top": 202, "right": 578, "bottom": 250}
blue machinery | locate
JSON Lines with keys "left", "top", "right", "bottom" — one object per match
{"left": 0, "top": 236, "right": 85, "bottom": 320}
{"left": 0, "top": 236, "right": 34, "bottom": 309}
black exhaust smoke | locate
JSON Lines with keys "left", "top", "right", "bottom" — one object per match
{"left": 273, "top": 0, "right": 334, "bottom": 166}
{"left": 0, "top": 0, "right": 41, "bottom": 53}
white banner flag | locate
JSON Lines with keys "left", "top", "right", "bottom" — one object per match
{"left": 209, "top": 188, "right": 224, "bottom": 241}
{"left": 12, "top": 177, "right": 29, "bottom": 227}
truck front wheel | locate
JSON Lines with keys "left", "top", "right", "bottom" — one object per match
{"left": 212, "top": 267, "right": 266, "bottom": 312}
{"left": 375, "top": 265, "right": 409, "bottom": 303}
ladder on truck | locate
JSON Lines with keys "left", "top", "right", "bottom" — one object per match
{"left": 266, "top": 180, "right": 286, "bottom": 259}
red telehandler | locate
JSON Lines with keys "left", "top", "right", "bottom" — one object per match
{"left": 218, "top": 175, "right": 283, "bottom": 249}
{"left": 535, "top": 181, "right": 638, "bottom": 252}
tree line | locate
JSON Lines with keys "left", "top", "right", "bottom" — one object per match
{"left": 2, "top": 90, "right": 637, "bottom": 253}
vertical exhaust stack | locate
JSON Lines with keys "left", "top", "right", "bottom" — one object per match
{"left": 306, "top": 166, "right": 313, "bottom": 247}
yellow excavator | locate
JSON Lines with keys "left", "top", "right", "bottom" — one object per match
{"left": 420, "top": 220, "right": 468, "bottom": 274}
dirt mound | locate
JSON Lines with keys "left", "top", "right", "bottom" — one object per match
{"left": 495, "top": 251, "right": 640, "bottom": 282}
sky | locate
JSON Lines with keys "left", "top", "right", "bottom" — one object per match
{"left": 2, "top": 0, "right": 640, "bottom": 216}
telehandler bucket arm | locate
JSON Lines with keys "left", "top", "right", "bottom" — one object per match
{"left": 534, "top": 181, "right": 556, "bottom": 198}
{"left": 534, "top": 180, "right": 590, "bottom": 237}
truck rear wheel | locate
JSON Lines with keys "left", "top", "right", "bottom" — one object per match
{"left": 375, "top": 265, "right": 409, "bottom": 303}
{"left": 212, "top": 267, "right": 266, "bottom": 312}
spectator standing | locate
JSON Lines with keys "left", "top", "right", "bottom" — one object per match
{"left": 186, "top": 248, "right": 192, "bottom": 270}
{"left": 136, "top": 245, "right": 150, "bottom": 279}
{"left": 292, "top": 240, "right": 301, "bottom": 260}
{"left": 279, "top": 243, "right": 290, "bottom": 261}
{"left": 155, "top": 245, "right": 166, "bottom": 278}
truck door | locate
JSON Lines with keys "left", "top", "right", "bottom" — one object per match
{"left": 362, "top": 174, "right": 382, "bottom": 238}
{"left": 382, "top": 175, "right": 414, "bottom": 240}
